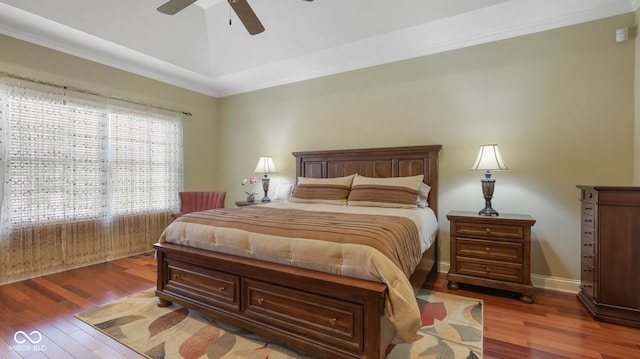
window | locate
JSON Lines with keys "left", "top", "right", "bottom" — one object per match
{"left": 0, "top": 80, "right": 183, "bottom": 231}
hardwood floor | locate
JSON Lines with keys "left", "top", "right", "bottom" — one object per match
{"left": 1, "top": 254, "right": 639, "bottom": 358}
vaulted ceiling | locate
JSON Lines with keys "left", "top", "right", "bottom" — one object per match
{"left": 0, "top": 0, "right": 636, "bottom": 97}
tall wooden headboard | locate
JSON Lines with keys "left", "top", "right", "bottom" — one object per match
{"left": 292, "top": 145, "right": 442, "bottom": 215}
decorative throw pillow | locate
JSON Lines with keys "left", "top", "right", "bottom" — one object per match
{"left": 348, "top": 174, "right": 424, "bottom": 208}
{"left": 272, "top": 183, "right": 294, "bottom": 202}
{"left": 289, "top": 175, "right": 355, "bottom": 205}
{"left": 417, "top": 182, "right": 431, "bottom": 208}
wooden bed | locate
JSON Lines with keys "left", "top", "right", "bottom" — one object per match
{"left": 153, "top": 144, "right": 441, "bottom": 359}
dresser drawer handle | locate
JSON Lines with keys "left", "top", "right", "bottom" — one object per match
{"left": 174, "top": 274, "right": 180, "bottom": 279}
{"left": 218, "top": 286, "right": 226, "bottom": 292}
{"left": 257, "top": 298, "right": 264, "bottom": 305}
{"left": 329, "top": 318, "right": 337, "bottom": 326}
{"left": 485, "top": 228, "right": 491, "bottom": 234}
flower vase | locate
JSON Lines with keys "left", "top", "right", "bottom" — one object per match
{"left": 246, "top": 195, "right": 255, "bottom": 203}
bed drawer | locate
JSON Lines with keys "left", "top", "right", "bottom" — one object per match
{"left": 164, "top": 259, "right": 240, "bottom": 312}
{"left": 242, "top": 278, "right": 364, "bottom": 353}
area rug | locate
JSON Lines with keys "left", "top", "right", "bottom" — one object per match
{"left": 76, "top": 288, "right": 482, "bottom": 359}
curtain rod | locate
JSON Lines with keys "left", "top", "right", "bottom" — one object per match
{"left": 0, "top": 72, "right": 193, "bottom": 117}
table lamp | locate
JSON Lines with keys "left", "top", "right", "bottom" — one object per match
{"left": 471, "top": 144, "right": 508, "bottom": 216}
{"left": 255, "top": 156, "right": 277, "bottom": 202}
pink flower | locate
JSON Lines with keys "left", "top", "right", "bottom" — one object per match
{"left": 241, "top": 176, "right": 259, "bottom": 196}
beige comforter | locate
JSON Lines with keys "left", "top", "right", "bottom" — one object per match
{"left": 159, "top": 201, "right": 438, "bottom": 342}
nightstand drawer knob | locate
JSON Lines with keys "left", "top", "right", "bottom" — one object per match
{"left": 329, "top": 318, "right": 337, "bottom": 326}
{"left": 485, "top": 267, "right": 490, "bottom": 273}
{"left": 485, "top": 247, "right": 491, "bottom": 253}
{"left": 257, "top": 298, "right": 264, "bottom": 305}
{"left": 218, "top": 286, "right": 226, "bottom": 292}
{"left": 485, "top": 228, "right": 491, "bottom": 234}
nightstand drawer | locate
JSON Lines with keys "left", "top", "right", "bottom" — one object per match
{"left": 457, "top": 257, "right": 523, "bottom": 283}
{"left": 457, "top": 238, "right": 523, "bottom": 262}
{"left": 455, "top": 222, "right": 524, "bottom": 241}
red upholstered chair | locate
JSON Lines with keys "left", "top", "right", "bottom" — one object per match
{"left": 172, "top": 191, "right": 226, "bottom": 219}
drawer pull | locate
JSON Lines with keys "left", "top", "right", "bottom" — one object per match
{"left": 174, "top": 274, "right": 180, "bottom": 279}
{"left": 485, "top": 247, "right": 491, "bottom": 253}
{"left": 485, "top": 267, "right": 490, "bottom": 273}
{"left": 218, "top": 286, "right": 226, "bottom": 292}
{"left": 485, "top": 228, "right": 491, "bottom": 234}
{"left": 257, "top": 298, "right": 264, "bottom": 305}
{"left": 329, "top": 318, "right": 337, "bottom": 326}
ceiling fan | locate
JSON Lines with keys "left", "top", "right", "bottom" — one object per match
{"left": 157, "top": 0, "right": 313, "bottom": 35}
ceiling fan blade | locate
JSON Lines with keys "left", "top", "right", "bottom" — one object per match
{"left": 228, "top": 0, "right": 265, "bottom": 35}
{"left": 157, "top": 0, "right": 197, "bottom": 15}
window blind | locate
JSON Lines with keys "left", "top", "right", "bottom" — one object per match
{"left": 0, "top": 80, "right": 183, "bottom": 232}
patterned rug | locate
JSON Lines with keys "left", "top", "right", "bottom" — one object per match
{"left": 76, "top": 288, "right": 482, "bottom": 359}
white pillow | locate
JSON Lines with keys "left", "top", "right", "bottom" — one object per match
{"left": 272, "top": 183, "right": 294, "bottom": 201}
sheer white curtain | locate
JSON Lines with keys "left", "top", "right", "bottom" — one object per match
{"left": 0, "top": 78, "right": 183, "bottom": 284}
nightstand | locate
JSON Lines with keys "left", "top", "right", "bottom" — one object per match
{"left": 446, "top": 211, "right": 536, "bottom": 303}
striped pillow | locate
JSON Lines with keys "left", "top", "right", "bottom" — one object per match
{"left": 289, "top": 175, "right": 355, "bottom": 205}
{"left": 348, "top": 174, "right": 424, "bottom": 208}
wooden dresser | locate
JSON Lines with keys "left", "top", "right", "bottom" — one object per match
{"left": 576, "top": 186, "right": 640, "bottom": 328}
{"left": 446, "top": 211, "right": 536, "bottom": 303}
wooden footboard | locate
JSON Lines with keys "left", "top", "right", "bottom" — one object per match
{"left": 154, "top": 239, "right": 437, "bottom": 359}
{"left": 155, "top": 242, "right": 391, "bottom": 358}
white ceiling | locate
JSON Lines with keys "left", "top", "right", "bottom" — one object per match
{"left": 0, "top": 0, "right": 636, "bottom": 97}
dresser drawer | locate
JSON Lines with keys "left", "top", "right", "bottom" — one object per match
{"left": 581, "top": 261, "right": 595, "bottom": 299}
{"left": 165, "top": 259, "right": 240, "bottom": 312}
{"left": 581, "top": 235, "right": 595, "bottom": 266}
{"left": 457, "top": 238, "right": 523, "bottom": 263}
{"left": 581, "top": 212, "right": 595, "bottom": 229}
{"left": 456, "top": 257, "right": 523, "bottom": 283}
{"left": 455, "top": 222, "right": 524, "bottom": 241}
{"left": 242, "top": 278, "right": 364, "bottom": 352}
{"left": 581, "top": 222, "right": 595, "bottom": 244}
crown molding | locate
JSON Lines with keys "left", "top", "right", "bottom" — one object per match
{"left": 0, "top": 0, "right": 635, "bottom": 98}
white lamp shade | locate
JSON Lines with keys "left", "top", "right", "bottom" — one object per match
{"left": 471, "top": 144, "right": 508, "bottom": 171}
{"left": 255, "top": 156, "right": 277, "bottom": 173}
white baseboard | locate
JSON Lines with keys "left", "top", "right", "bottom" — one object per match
{"left": 437, "top": 261, "right": 580, "bottom": 294}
